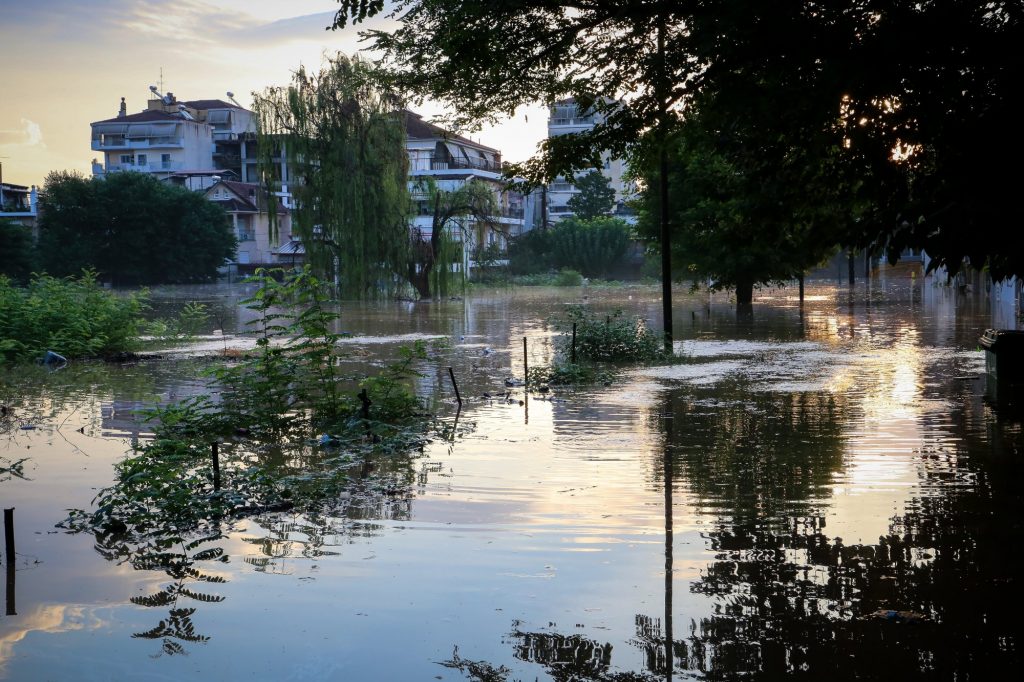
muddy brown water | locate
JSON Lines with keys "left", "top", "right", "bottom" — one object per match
{"left": 1, "top": 275, "right": 1022, "bottom": 680}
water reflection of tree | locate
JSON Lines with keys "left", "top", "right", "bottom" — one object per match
{"left": 656, "top": 387, "right": 848, "bottom": 527}
{"left": 83, "top": 436, "right": 449, "bottom": 654}
{"left": 643, "top": 389, "right": 1024, "bottom": 680}
{"left": 442, "top": 628, "right": 659, "bottom": 682}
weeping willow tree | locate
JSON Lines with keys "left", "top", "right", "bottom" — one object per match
{"left": 253, "top": 53, "right": 411, "bottom": 298}
{"left": 409, "top": 176, "right": 499, "bottom": 299}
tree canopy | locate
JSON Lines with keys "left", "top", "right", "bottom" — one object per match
{"left": 331, "top": 0, "right": 1022, "bottom": 279}
{"left": 566, "top": 171, "right": 615, "bottom": 221}
{"left": 36, "top": 171, "right": 236, "bottom": 285}
{"left": 0, "top": 219, "right": 36, "bottom": 284}
{"left": 253, "top": 53, "right": 411, "bottom": 298}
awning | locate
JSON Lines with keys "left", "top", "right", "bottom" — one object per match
{"left": 276, "top": 240, "right": 305, "bottom": 255}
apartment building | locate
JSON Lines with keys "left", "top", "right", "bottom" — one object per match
{"left": 546, "top": 98, "right": 634, "bottom": 224}
{"left": 90, "top": 92, "right": 255, "bottom": 191}
{"left": 0, "top": 181, "right": 38, "bottom": 230}
{"left": 405, "top": 111, "right": 537, "bottom": 275}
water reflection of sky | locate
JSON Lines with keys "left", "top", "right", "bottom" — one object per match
{"left": 2, "top": 278, "right": 1021, "bottom": 680}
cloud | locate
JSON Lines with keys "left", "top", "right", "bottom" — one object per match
{"left": 0, "top": 119, "right": 46, "bottom": 149}
{"left": 226, "top": 11, "right": 339, "bottom": 45}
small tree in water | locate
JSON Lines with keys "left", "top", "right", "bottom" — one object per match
{"left": 409, "top": 176, "right": 499, "bottom": 298}
{"left": 253, "top": 53, "right": 411, "bottom": 298}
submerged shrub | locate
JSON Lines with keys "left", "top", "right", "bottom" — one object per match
{"left": 556, "top": 304, "right": 664, "bottom": 362}
{"left": 0, "top": 270, "right": 146, "bottom": 363}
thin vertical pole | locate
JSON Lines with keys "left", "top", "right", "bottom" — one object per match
{"left": 571, "top": 322, "right": 577, "bottom": 364}
{"left": 3, "top": 508, "right": 14, "bottom": 566}
{"left": 4, "top": 507, "right": 15, "bottom": 614}
{"left": 448, "top": 367, "right": 462, "bottom": 405}
{"left": 664, "top": 426, "right": 674, "bottom": 680}
{"left": 658, "top": 13, "right": 673, "bottom": 354}
{"left": 523, "top": 337, "right": 529, "bottom": 388}
{"left": 211, "top": 443, "right": 221, "bottom": 492}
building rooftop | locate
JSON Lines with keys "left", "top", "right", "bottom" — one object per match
{"left": 182, "top": 99, "right": 243, "bottom": 111}
{"left": 403, "top": 111, "right": 499, "bottom": 154}
{"left": 92, "top": 110, "right": 186, "bottom": 125}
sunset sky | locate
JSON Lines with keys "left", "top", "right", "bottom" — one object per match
{"left": 0, "top": 0, "right": 547, "bottom": 187}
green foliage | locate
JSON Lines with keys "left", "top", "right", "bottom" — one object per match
{"left": 36, "top": 171, "right": 236, "bottom": 285}
{"left": 331, "top": 0, "right": 1024, "bottom": 282}
{"left": 0, "top": 219, "right": 36, "bottom": 283}
{"left": 635, "top": 122, "right": 845, "bottom": 304}
{"left": 253, "top": 53, "right": 411, "bottom": 298}
{"left": 0, "top": 271, "right": 146, "bottom": 363}
{"left": 553, "top": 269, "right": 584, "bottom": 287}
{"left": 144, "top": 302, "right": 209, "bottom": 345}
{"left": 527, "top": 362, "right": 612, "bottom": 388}
{"left": 63, "top": 267, "right": 431, "bottom": 542}
{"left": 549, "top": 217, "right": 632, "bottom": 279}
{"left": 566, "top": 171, "right": 616, "bottom": 220}
{"left": 555, "top": 305, "right": 664, "bottom": 363}
{"left": 510, "top": 218, "right": 631, "bottom": 279}
{"left": 507, "top": 228, "right": 552, "bottom": 275}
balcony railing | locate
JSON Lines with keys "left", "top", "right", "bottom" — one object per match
{"left": 549, "top": 117, "right": 596, "bottom": 126}
{"left": 105, "top": 162, "right": 184, "bottom": 173}
{"left": 92, "top": 136, "right": 183, "bottom": 150}
{"left": 429, "top": 157, "right": 502, "bottom": 173}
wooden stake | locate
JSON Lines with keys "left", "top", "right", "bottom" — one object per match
{"left": 448, "top": 367, "right": 462, "bottom": 405}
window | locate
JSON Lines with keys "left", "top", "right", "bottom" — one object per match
{"left": 137, "top": 154, "right": 147, "bottom": 166}
{"left": 161, "top": 153, "right": 172, "bottom": 169}
{"left": 119, "top": 154, "right": 134, "bottom": 165}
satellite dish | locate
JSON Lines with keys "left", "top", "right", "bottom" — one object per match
{"left": 177, "top": 104, "right": 195, "bottom": 121}
{"left": 226, "top": 91, "right": 242, "bottom": 107}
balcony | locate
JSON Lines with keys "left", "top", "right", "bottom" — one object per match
{"left": 549, "top": 117, "right": 596, "bottom": 127}
{"left": 428, "top": 157, "right": 502, "bottom": 173}
{"left": 92, "top": 136, "right": 183, "bottom": 151}
{"left": 105, "top": 162, "right": 184, "bottom": 173}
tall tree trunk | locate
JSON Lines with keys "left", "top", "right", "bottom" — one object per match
{"left": 798, "top": 272, "right": 805, "bottom": 303}
{"left": 735, "top": 276, "right": 754, "bottom": 306}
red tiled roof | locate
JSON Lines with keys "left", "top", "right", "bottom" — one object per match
{"left": 403, "top": 111, "right": 499, "bottom": 154}
{"left": 208, "top": 180, "right": 287, "bottom": 215}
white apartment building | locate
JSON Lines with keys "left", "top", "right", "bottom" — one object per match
{"left": 405, "top": 111, "right": 537, "bottom": 275}
{"left": 90, "top": 92, "right": 255, "bottom": 191}
{"left": 546, "top": 98, "right": 634, "bottom": 224}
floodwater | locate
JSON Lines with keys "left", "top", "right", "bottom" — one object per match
{"left": 2, "top": 272, "right": 1022, "bottom": 681}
